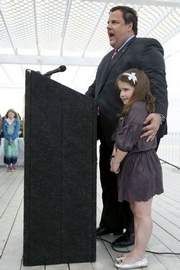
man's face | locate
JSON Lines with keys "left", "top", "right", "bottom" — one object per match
{"left": 107, "top": 10, "right": 133, "bottom": 49}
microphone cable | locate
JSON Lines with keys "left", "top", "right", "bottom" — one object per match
{"left": 96, "top": 236, "right": 180, "bottom": 255}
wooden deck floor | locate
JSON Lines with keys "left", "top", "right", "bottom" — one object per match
{"left": 0, "top": 164, "right": 180, "bottom": 270}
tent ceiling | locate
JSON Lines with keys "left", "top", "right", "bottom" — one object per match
{"left": 1, "top": 0, "right": 180, "bottom": 65}
{"left": 0, "top": 0, "right": 180, "bottom": 92}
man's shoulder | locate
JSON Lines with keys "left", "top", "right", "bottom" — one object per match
{"left": 133, "top": 37, "right": 164, "bottom": 55}
{"left": 135, "top": 37, "right": 162, "bottom": 47}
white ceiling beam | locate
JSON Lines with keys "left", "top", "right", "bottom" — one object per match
{"left": 0, "top": 10, "right": 17, "bottom": 54}
{"left": 0, "top": 55, "right": 101, "bottom": 66}
{"left": 88, "top": 0, "right": 180, "bottom": 8}
{"left": 33, "top": 0, "right": 40, "bottom": 56}
{"left": 144, "top": 9, "right": 174, "bottom": 36}
{"left": 82, "top": 3, "right": 108, "bottom": 57}
{"left": 60, "top": 0, "right": 73, "bottom": 55}
{"left": 163, "top": 9, "right": 180, "bottom": 43}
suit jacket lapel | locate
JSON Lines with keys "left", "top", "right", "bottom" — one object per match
{"left": 111, "top": 39, "right": 134, "bottom": 66}
{"left": 94, "top": 53, "right": 112, "bottom": 97}
{"left": 96, "top": 37, "right": 136, "bottom": 97}
{"left": 100, "top": 54, "right": 112, "bottom": 82}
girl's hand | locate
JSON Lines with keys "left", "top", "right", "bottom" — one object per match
{"left": 110, "top": 157, "right": 120, "bottom": 174}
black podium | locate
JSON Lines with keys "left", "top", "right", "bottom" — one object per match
{"left": 23, "top": 70, "right": 97, "bottom": 266}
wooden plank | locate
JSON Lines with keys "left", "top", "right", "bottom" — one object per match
{"left": 0, "top": 201, "right": 23, "bottom": 270}
{"left": 145, "top": 235, "right": 172, "bottom": 270}
{"left": 162, "top": 192, "right": 180, "bottom": 203}
{"left": 69, "top": 262, "right": 93, "bottom": 270}
{"left": 0, "top": 182, "right": 23, "bottom": 256}
{"left": 0, "top": 170, "right": 23, "bottom": 217}
{"left": 153, "top": 202, "right": 180, "bottom": 228}
{"left": 148, "top": 232, "right": 180, "bottom": 269}
{"left": 21, "top": 263, "right": 45, "bottom": 270}
{"left": 152, "top": 211, "right": 180, "bottom": 240}
{"left": 158, "top": 195, "right": 180, "bottom": 212}
{"left": 22, "top": 261, "right": 68, "bottom": 269}
{"left": 93, "top": 240, "right": 114, "bottom": 270}
{"left": 0, "top": 173, "right": 15, "bottom": 197}
{"left": 0, "top": 169, "right": 10, "bottom": 186}
{"left": 153, "top": 198, "right": 180, "bottom": 219}
{"left": 46, "top": 264, "right": 68, "bottom": 270}
{"left": 152, "top": 222, "right": 180, "bottom": 256}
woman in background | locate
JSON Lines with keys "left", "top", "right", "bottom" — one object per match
{"left": 3, "top": 109, "right": 20, "bottom": 171}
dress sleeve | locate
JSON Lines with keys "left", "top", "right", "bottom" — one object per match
{"left": 114, "top": 103, "right": 147, "bottom": 152}
{"left": 3, "top": 120, "right": 10, "bottom": 141}
{"left": 12, "top": 119, "right": 20, "bottom": 140}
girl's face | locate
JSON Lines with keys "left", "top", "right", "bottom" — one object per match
{"left": 8, "top": 111, "right": 15, "bottom": 119}
{"left": 118, "top": 80, "right": 135, "bottom": 104}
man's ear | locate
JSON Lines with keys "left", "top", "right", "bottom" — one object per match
{"left": 127, "top": 22, "right": 133, "bottom": 32}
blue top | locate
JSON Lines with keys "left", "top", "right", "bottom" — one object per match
{"left": 3, "top": 118, "right": 20, "bottom": 141}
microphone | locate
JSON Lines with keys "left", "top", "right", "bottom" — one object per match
{"left": 43, "top": 65, "right": 66, "bottom": 77}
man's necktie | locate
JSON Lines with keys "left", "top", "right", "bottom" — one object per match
{"left": 111, "top": 49, "right": 118, "bottom": 59}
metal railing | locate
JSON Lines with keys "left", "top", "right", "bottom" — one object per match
{"left": 157, "top": 132, "right": 180, "bottom": 169}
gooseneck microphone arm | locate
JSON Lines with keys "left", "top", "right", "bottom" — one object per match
{"left": 43, "top": 65, "right": 67, "bottom": 77}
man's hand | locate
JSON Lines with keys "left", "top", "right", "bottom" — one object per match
{"left": 141, "top": 113, "right": 161, "bottom": 142}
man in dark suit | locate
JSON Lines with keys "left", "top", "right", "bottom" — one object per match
{"left": 86, "top": 6, "right": 168, "bottom": 247}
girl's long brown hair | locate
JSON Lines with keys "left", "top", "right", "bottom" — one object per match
{"left": 116, "top": 68, "right": 155, "bottom": 115}
{"left": 5, "top": 109, "right": 18, "bottom": 119}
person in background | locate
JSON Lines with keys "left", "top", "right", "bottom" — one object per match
{"left": 86, "top": 5, "right": 167, "bottom": 248}
{"left": 3, "top": 109, "right": 20, "bottom": 171}
{"left": 111, "top": 68, "right": 163, "bottom": 269}
{"left": 17, "top": 112, "right": 23, "bottom": 137}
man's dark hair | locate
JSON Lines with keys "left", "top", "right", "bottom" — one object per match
{"left": 110, "top": 6, "right": 138, "bottom": 35}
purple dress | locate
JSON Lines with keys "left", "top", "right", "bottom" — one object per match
{"left": 113, "top": 101, "right": 163, "bottom": 202}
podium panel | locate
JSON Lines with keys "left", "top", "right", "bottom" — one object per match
{"left": 23, "top": 70, "right": 97, "bottom": 266}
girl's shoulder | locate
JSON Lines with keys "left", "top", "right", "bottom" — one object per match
{"left": 131, "top": 101, "right": 146, "bottom": 110}
{"left": 3, "top": 118, "right": 8, "bottom": 124}
{"left": 129, "top": 101, "right": 146, "bottom": 115}
{"left": 127, "top": 101, "right": 147, "bottom": 123}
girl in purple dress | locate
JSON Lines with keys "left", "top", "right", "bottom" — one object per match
{"left": 110, "top": 68, "right": 163, "bottom": 269}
